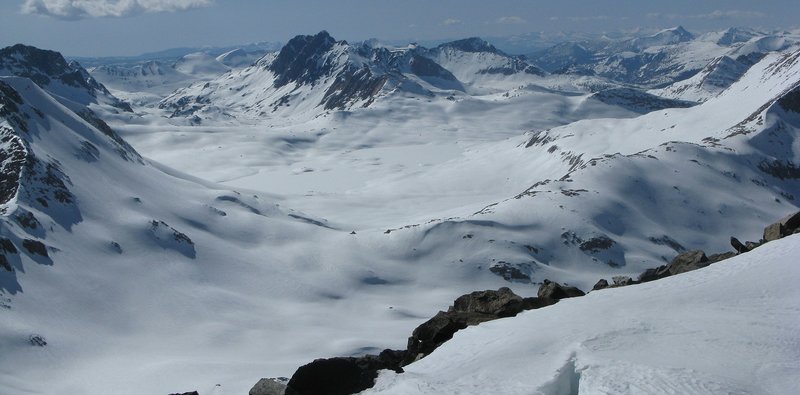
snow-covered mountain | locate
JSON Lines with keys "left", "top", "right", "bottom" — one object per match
{"left": 418, "top": 38, "right": 545, "bottom": 94}
{"left": 160, "top": 31, "right": 467, "bottom": 122}
{"left": 531, "top": 26, "right": 800, "bottom": 89}
{"left": 0, "top": 44, "right": 132, "bottom": 112}
{"left": 2, "top": 27, "right": 800, "bottom": 394}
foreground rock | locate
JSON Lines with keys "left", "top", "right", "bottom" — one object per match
{"left": 402, "top": 287, "right": 555, "bottom": 365}
{"left": 285, "top": 350, "right": 404, "bottom": 395}
{"left": 666, "top": 250, "right": 710, "bottom": 275}
{"left": 763, "top": 211, "right": 800, "bottom": 241}
{"left": 284, "top": 287, "right": 557, "bottom": 394}
{"left": 249, "top": 377, "right": 288, "bottom": 395}
{"left": 537, "top": 279, "right": 585, "bottom": 300}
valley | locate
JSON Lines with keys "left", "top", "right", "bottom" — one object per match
{"left": 0, "top": 22, "right": 799, "bottom": 395}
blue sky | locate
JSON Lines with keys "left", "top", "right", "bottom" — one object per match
{"left": 1, "top": 0, "right": 798, "bottom": 57}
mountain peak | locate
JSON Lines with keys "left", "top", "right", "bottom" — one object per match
{"left": 438, "top": 37, "right": 500, "bottom": 54}
{"left": 268, "top": 31, "right": 340, "bottom": 87}
{"left": 660, "top": 26, "right": 694, "bottom": 40}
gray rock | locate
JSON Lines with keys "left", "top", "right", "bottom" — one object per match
{"left": 707, "top": 251, "right": 737, "bottom": 264}
{"left": 592, "top": 279, "right": 609, "bottom": 290}
{"left": 730, "top": 237, "right": 749, "bottom": 253}
{"left": 250, "top": 378, "right": 287, "bottom": 395}
{"left": 666, "top": 250, "right": 709, "bottom": 275}
{"left": 638, "top": 265, "right": 670, "bottom": 283}
{"left": 763, "top": 211, "right": 800, "bottom": 242}
{"left": 612, "top": 276, "right": 635, "bottom": 287}
{"left": 537, "top": 279, "right": 585, "bottom": 300}
{"left": 449, "top": 287, "right": 524, "bottom": 317}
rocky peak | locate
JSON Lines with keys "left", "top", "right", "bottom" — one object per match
{"left": 438, "top": 37, "right": 500, "bottom": 54}
{"left": 269, "top": 31, "right": 339, "bottom": 87}
{"left": 0, "top": 44, "right": 132, "bottom": 112}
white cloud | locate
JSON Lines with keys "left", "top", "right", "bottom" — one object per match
{"left": 441, "top": 18, "right": 462, "bottom": 26}
{"left": 496, "top": 16, "right": 526, "bottom": 25}
{"left": 20, "top": 0, "right": 212, "bottom": 20}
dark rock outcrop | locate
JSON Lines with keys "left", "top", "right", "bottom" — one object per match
{"left": 22, "top": 239, "right": 47, "bottom": 257}
{"left": 730, "top": 237, "right": 749, "bottom": 253}
{"left": 537, "top": 279, "right": 585, "bottom": 300}
{"left": 285, "top": 350, "right": 404, "bottom": 395}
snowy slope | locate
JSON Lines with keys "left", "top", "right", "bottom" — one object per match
{"left": 0, "top": 76, "right": 443, "bottom": 395}
{"left": 337, "top": 47, "right": 800, "bottom": 290}
{"left": 368, "top": 233, "right": 800, "bottom": 394}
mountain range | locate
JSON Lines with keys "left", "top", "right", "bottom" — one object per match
{"left": 0, "top": 25, "right": 799, "bottom": 394}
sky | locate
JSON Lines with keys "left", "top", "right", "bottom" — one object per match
{"left": 1, "top": 0, "right": 798, "bottom": 57}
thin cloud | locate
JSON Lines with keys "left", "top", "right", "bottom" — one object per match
{"left": 20, "top": 0, "right": 212, "bottom": 20}
{"left": 441, "top": 18, "right": 462, "bottom": 26}
{"left": 647, "top": 10, "right": 766, "bottom": 20}
{"left": 496, "top": 16, "right": 526, "bottom": 25}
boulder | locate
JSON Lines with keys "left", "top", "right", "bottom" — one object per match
{"left": 537, "top": 279, "right": 585, "bottom": 300}
{"left": 285, "top": 350, "right": 404, "bottom": 395}
{"left": 449, "top": 287, "right": 524, "bottom": 317}
{"left": 592, "top": 279, "right": 609, "bottom": 290}
{"left": 638, "top": 265, "right": 670, "bottom": 283}
{"left": 403, "top": 310, "right": 494, "bottom": 365}
{"left": 763, "top": 211, "right": 800, "bottom": 242}
{"left": 666, "top": 250, "right": 709, "bottom": 275}
{"left": 249, "top": 378, "right": 287, "bottom": 395}
{"left": 521, "top": 296, "right": 558, "bottom": 310}
{"left": 730, "top": 237, "right": 749, "bottom": 253}
{"left": 707, "top": 251, "right": 737, "bottom": 264}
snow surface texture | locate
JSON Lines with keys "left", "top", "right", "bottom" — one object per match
{"left": 0, "top": 26, "right": 799, "bottom": 394}
{"left": 367, "top": 234, "right": 800, "bottom": 395}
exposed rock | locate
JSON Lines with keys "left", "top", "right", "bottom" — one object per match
{"left": 0, "top": 255, "right": 11, "bottom": 272}
{"left": 638, "top": 265, "right": 670, "bottom": 283}
{"left": 763, "top": 211, "right": 800, "bottom": 242}
{"left": 285, "top": 350, "right": 404, "bottom": 395}
{"left": 449, "top": 287, "right": 524, "bottom": 317}
{"left": 489, "top": 262, "right": 531, "bottom": 282}
{"left": 28, "top": 334, "right": 46, "bottom": 346}
{"left": 592, "top": 279, "right": 609, "bottom": 290}
{"left": 537, "top": 279, "right": 585, "bottom": 300}
{"left": 0, "top": 238, "right": 15, "bottom": 254}
{"left": 404, "top": 310, "right": 494, "bottom": 365}
{"left": 521, "top": 297, "right": 558, "bottom": 310}
{"left": 22, "top": 239, "right": 48, "bottom": 257}
{"left": 764, "top": 222, "right": 782, "bottom": 242}
{"left": 730, "top": 237, "right": 749, "bottom": 253}
{"left": 707, "top": 251, "right": 737, "bottom": 264}
{"left": 168, "top": 392, "right": 198, "bottom": 395}
{"left": 249, "top": 377, "right": 288, "bottom": 395}
{"left": 612, "top": 276, "right": 635, "bottom": 287}
{"left": 666, "top": 250, "right": 709, "bottom": 275}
